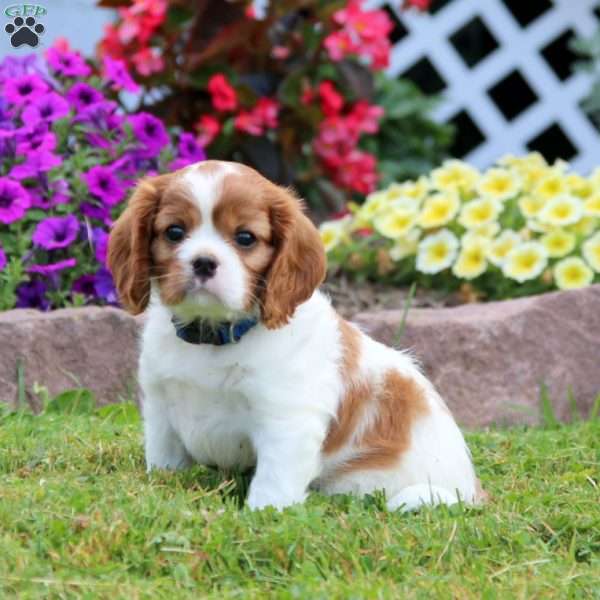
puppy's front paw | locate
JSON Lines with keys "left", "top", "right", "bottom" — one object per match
{"left": 246, "top": 487, "right": 304, "bottom": 511}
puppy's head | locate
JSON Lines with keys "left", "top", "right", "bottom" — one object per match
{"left": 107, "top": 161, "right": 326, "bottom": 328}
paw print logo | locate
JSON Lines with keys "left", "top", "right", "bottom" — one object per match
{"left": 5, "top": 16, "right": 45, "bottom": 48}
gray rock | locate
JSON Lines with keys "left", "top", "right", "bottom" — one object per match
{"left": 0, "top": 307, "right": 141, "bottom": 411}
{"left": 2, "top": 285, "right": 599, "bottom": 426}
{"left": 353, "top": 285, "right": 600, "bottom": 427}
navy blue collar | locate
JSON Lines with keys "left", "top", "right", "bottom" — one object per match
{"left": 172, "top": 316, "right": 258, "bottom": 346}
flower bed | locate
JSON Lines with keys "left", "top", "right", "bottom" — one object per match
{"left": 0, "top": 45, "right": 203, "bottom": 311}
{"left": 96, "top": 0, "right": 449, "bottom": 212}
{"left": 322, "top": 154, "right": 600, "bottom": 301}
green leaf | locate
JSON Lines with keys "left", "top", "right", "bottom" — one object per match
{"left": 46, "top": 389, "right": 95, "bottom": 415}
{"left": 96, "top": 402, "right": 141, "bottom": 425}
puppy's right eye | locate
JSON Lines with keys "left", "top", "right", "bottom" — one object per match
{"left": 165, "top": 225, "right": 186, "bottom": 243}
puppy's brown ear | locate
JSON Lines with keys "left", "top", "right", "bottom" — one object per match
{"left": 107, "top": 177, "right": 162, "bottom": 314}
{"left": 261, "top": 186, "right": 326, "bottom": 329}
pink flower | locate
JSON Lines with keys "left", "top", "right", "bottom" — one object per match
{"left": 132, "top": 47, "right": 164, "bottom": 76}
{"left": 235, "top": 110, "right": 263, "bottom": 136}
{"left": 323, "top": 30, "right": 358, "bottom": 61}
{"left": 325, "top": 0, "right": 393, "bottom": 70}
{"left": 318, "top": 81, "right": 344, "bottom": 117}
{"left": 195, "top": 115, "right": 221, "bottom": 146}
{"left": 208, "top": 74, "right": 238, "bottom": 112}
{"left": 46, "top": 45, "right": 91, "bottom": 78}
{"left": 271, "top": 46, "right": 290, "bottom": 60}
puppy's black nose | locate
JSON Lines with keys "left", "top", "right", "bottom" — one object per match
{"left": 193, "top": 256, "right": 218, "bottom": 279}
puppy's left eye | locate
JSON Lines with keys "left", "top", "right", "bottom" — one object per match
{"left": 235, "top": 230, "right": 257, "bottom": 248}
{"left": 165, "top": 225, "right": 186, "bottom": 243}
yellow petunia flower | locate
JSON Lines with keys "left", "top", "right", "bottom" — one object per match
{"left": 534, "top": 173, "right": 569, "bottom": 200}
{"left": 477, "top": 168, "right": 521, "bottom": 202}
{"left": 582, "top": 232, "right": 600, "bottom": 272}
{"left": 374, "top": 203, "right": 419, "bottom": 239}
{"left": 584, "top": 193, "right": 600, "bottom": 217}
{"left": 389, "top": 228, "right": 421, "bottom": 261}
{"left": 397, "top": 176, "right": 430, "bottom": 203}
{"left": 540, "top": 229, "right": 576, "bottom": 258}
{"left": 503, "top": 242, "right": 548, "bottom": 282}
{"left": 356, "top": 192, "right": 386, "bottom": 224}
{"left": 416, "top": 229, "right": 459, "bottom": 274}
{"left": 487, "top": 230, "right": 521, "bottom": 267}
{"left": 571, "top": 216, "right": 598, "bottom": 236}
{"left": 499, "top": 152, "right": 547, "bottom": 170}
{"left": 471, "top": 221, "right": 501, "bottom": 239}
{"left": 538, "top": 195, "right": 583, "bottom": 227}
{"left": 452, "top": 237, "right": 488, "bottom": 280}
{"left": 458, "top": 197, "right": 502, "bottom": 229}
{"left": 566, "top": 174, "right": 594, "bottom": 199}
{"left": 320, "top": 220, "right": 347, "bottom": 252}
{"left": 418, "top": 191, "right": 460, "bottom": 229}
{"left": 518, "top": 194, "right": 546, "bottom": 218}
{"left": 553, "top": 257, "right": 594, "bottom": 290}
{"left": 431, "top": 160, "right": 479, "bottom": 195}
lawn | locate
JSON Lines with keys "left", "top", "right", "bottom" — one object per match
{"left": 0, "top": 400, "right": 599, "bottom": 599}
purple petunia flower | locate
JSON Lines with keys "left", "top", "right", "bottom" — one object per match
{"left": 129, "top": 112, "right": 169, "bottom": 158}
{"left": 46, "top": 46, "right": 91, "bottom": 78}
{"left": 0, "top": 245, "right": 6, "bottom": 271}
{"left": 15, "top": 123, "right": 57, "bottom": 156}
{"left": 81, "top": 202, "right": 113, "bottom": 226}
{"left": 0, "top": 177, "right": 30, "bottom": 224}
{"left": 3, "top": 74, "right": 49, "bottom": 105}
{"left": 84, "top": 165, "right": 125, "bottom": 206}
{"left": 22, "top": 92, "right": 70, "bottom": 124}
{"left": 10, "top": 151, "right": 62, "bottom": 180}
{"left": 72, "top": 274, "right": 97, "bottom": 299}
{"left": 32, "top": 214, "right": 79, "bottom": 250}
{"left": 66, "top": 82, "right": 104, "bottom": 111}
{"left": 92, "top": 227, "right": 109, "bottom": 265}
{"left": 27, "top": 258, "right": 77, "bottom": 275}
{"left": 95, "top": 267, "right": 117, "bottom": 304}
{"left": 0, "top": 55, "right": 47, "bottom": 87}
{"left": 16, "top": 280, "right": 50, "bottom": 310}
{"left": 170, "top": 133, "right": 207, "bottom": 169}
{"left": 103, "top": 56, "right": 140, "bottom": 93}
{"left": 29, "top": 179, "right": 69, "bottom": 210}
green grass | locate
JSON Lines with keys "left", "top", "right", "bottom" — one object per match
{"left": 0, "top": 403, "right": 599, "bottom": 599}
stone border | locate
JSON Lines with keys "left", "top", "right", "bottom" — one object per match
{"left": 1, "top": 285, "right": 599, "bottom": 426}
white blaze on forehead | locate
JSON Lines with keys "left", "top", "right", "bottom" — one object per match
{"left": 176, "top": 162, "right": 249, "bottom": 314}
{"left": 182, "top": 162, "right": 241, "bottom": 223}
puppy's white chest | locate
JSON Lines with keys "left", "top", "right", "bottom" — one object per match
{"left": 163, "top": 379, "right": 257, "bottom": 470}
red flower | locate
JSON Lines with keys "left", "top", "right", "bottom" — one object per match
{"left": 301, "top": 85, "right": 315, "bottom": 105}
{"left": 348, "top": 101, "right": 384, "bottom": 134}
{"left": 318, "top": 81, "right": 344, "bottom": 117}
{"left": 234, "top": 110, "right": 263, "bottom": 136}
{"left": 195, "top": 115, "right": 221, "bottom": 146}
{"left": 132, "top": 47, "right": 164, "bottom": 76}
{"left": 333, "top": 150, "right": 378, "bottom": 194}
{"left": 254, "top": 98, "right": 279, "bottom": 129}
{"left": 404, "top": 0, "right": 431, "bottom": 10}
{"left": 208, "top": 74, "right": 238, "bottom": 112}
{"left": 271, "top": 45, "right": 291, "bottom": 60}
{"left": 234, "top": 97, "right": 280, "bottom": 136}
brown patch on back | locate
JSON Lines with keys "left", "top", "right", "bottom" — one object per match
{"left": 338, "top": 370, "right": 429, "bottom": 473}
{"left": 323, "top": 318, "right": 368, "bottom": 454}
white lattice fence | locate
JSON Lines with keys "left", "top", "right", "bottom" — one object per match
{"left": 374, "top": 0, "right": 600, "bottom": 173}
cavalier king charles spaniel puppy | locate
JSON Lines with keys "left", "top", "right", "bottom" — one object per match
{"left": 108, "top": 160, "right": 482, "bottom": 511}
